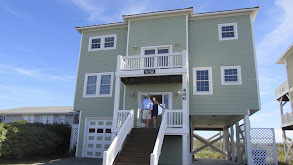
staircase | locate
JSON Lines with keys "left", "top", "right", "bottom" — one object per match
{"left": 114, "top": 128, "right": 159, "bottom": 165}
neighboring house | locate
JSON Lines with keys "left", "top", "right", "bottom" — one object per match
{"left": 73, "top": 7, "right": 260, "bottom": 165}
{"left": 0, "top": 106, "right": 79, "bottom": 124}
{"left": 275, "top": 43, "right": 293, "bottom": 163}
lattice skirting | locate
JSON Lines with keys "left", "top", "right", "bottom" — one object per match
{"left": 70, "top": 124, "right": 79, "bottom": 152}
{"left": 250, "top": 128, "right": 278, "bottom": 165}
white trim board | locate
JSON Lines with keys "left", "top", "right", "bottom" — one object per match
{"left": 88, "top": 34, "right": 117, "bottom": 51}
{"left": 193, "top": 67, "right": 213, "bottom": 95}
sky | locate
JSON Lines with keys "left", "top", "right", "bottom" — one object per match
{"left": 0, "top": 0, "right": 293, "bottom": 142}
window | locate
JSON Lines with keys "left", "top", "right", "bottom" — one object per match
{"left": 218, "top": 23, "right": 238, "bottom": 41}
{"left": 0, "top": 116, "right": 5, "bottom": 123}
{"left": 88, "top": 34, "right": 117, "bottom": 51}
{"left": 83, "top": 72, "right": 114, "bottom": 97}
{"left": 193, "top": 67, "right": 213, "bottom": 95}
{"left": 221, "top": 66, "right": 242, "bottom": 85}
{"left": 40, "top": 115, "right": 54, "bottom": 124}
{"left": 23, "top": 115, "right": 34, "bottom": 123}
{"left": 141, "top": 45, "right": 172, "bottom": 55}
{"left": 59, "top": 115, "right": 65, "bottom": 123}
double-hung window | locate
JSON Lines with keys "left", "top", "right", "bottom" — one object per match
{"left": 0, "top": 116, "right": 5, "bottom": 123}
{"left": 40, "top": 115, "right": 53, "bottom": 124}
{"left": 83, "top": 72, "right": 114, "bottom": 97}
{"left": 193, "top": 67, "right": 213, "bottom": 95}
{"left": 88, "top": 34, "right": 117, "bottom": 51}
{"left": 221, "top": 66, "right": 242, "bottom": 85}
{"left": 23, "top": 115, "right": 34, "bottom": 123}
{"left": 59, "top": 115, "right": 65, "bottom": 123}
{"left": 218, "top": 23, "right": 238, "bottom": 40}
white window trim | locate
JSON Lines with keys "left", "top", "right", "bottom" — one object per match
{"left": 0, "top": 116, "right": 6, "bottom": 123}
{"left": 22, "top": 115, "right": 35, "bottom": 123}
{"left": 140, "top": 45, "right": 173, "bottom": 55}
{"left": 221, "top": 66, "right": 242, "bottom": 85}
{"left": 83, "top": 72, "right": 114, "bottom": 98}
{"left": 40, "top": 115, "right": 54, "bottom": 124}
{"left": 59, "top": 115, "right": 65, "bottom": 123}
{"left": 193, "top": 67, "right": 213, "bottom": 95}
{"left": 88, "top": 34, "right": 117, "bottom": 51}
{"left": 218, "top": 22, "right": 238, "bottom": 41}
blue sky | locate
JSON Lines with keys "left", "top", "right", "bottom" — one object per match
{"left": 0, "top": 0, "right": 293, "bottom": 142}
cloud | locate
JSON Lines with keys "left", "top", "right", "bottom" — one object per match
{"left": 0, "top": 65, "right": 75, "bottom": 81}
{"left": 71, "top": 0, "right": 150, "bottom": 23}
{"left": 256, "top": 0, "right": 293, "bottom": 66}
{"left": 2, "top": 6, "right": 31, "bottom": 19}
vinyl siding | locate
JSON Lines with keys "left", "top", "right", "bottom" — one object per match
{"left": 286, "top": 55, "right": 293, "bottom": 110}
{"left": 128, "top": 15, "right": 187, "bottom": 56}
{"left": 159, "top": 135, "right": 182, "bottom": 165}
{"left": 188, "top": 14, "right": 259, "bottom": 115}
{"left": 286, "top": 55, "right": 293, "bottom": 89}
{"left": 74, "top": 27, "right": 128, "bottom": 157}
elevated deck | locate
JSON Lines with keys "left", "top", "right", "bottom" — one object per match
{"left": 116, "top": 51, "right": 188, "bottom": 77}
{"left": 275, "top": 81, "right": 290, "bottom": 100}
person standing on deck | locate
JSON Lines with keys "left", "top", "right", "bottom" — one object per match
{"left": 152, "top": 97, "right": 165, "bottom": 128}
{"left": 141, "top": 94, "right": 153, "bottom": 128}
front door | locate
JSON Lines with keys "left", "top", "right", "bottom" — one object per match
{"left": 137, "top": 92, "right": 171, "bottom": 128}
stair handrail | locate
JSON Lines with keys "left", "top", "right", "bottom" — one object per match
{"left": 103, "top": 109, "right": 134, "bottom": 165}
{"left": 150, "top": 110, "right": 168, "bottom": 165}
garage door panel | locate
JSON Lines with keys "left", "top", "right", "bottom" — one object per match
{"left": 84, "top": 119, "right": 112, "bottom": 158}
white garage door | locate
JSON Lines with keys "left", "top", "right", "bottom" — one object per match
{"left": 84, "top": 119, "right": 112, "bottom": 158}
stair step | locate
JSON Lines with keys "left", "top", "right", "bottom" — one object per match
{"left": 122, "top": 148, "right": 153, "bottom": 153}
{"left": 115, "top": 163, "right": 149, "bottom": 165}
{"left": 125, "top": 143, "right": 155, "bottom": 148}
{"left": 119, "top": 152, "right": 150, "bottom": 158}
{"left": 117, "top": 157, "right": 150, "bottom": 164}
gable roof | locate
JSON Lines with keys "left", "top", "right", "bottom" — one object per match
{"left": 75, "top": 6, "right": 259, "bottom": 34}
{"left": 276, "top": 43, "right": 293, "bottom": 64}
{"left": 0, "top": 106, "right": 75, "bottom": 115}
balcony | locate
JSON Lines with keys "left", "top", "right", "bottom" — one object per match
{"left": 275, "top": 81, "right": 289, "bottom": 100}
{"left": 282, "top": 112, "right": 293, "bottom": 127}
{"left": 116, "top": 51, "right": 188, "bottom": 77}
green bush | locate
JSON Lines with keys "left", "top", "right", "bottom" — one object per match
{"left": 0, "top": 120, "right": 71, "bottom": 159}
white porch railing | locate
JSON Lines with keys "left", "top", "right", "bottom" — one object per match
{"left": 275, "top": 80, "right": 289, "bottom": 100}
{"left": 103, "top": 110, "right": 134, "bottom": 165}
{"left": 116, "top": 110, "right": 131, "bottom": 128}
{"left": 167, "top": 110, "right": 183, "bottom": 128}
{"left": 117, "top": 51, "right": 187, "bottom": 71}
{"left": 150, "top": 110, "right": 168, "bottom": 165}
{"left": 282, "top": 112, "right": 293, "bottom": 125}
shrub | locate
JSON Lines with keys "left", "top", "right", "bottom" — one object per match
{"left": 0, "top": 121, "right": 71, "bottom": 159}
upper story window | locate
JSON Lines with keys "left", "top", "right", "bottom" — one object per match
{"left": 221, "top": 66, "right": 242, "bottom": 85}
{"left": 83, "top": 72, "right": 114, "bottom": 97}
{"left": 218, "top": 23, "right": 238, "bottom": 41}
{"left": 23, "top": 115, "right": 34, "bottom": 123}
{"left": 88, "top": 34, "right": 117, "bottom": 51}
{"left": 0, "top": 116, "right": 5, "bottom": 123}
{"left": 193, "top": 67, "right": 213, "bottom": 95}
{"left": 41, "top": 115, "right": 53, "bottom": 124}
{"left": 141, "top": 45, "right": 172, "bottom": 55}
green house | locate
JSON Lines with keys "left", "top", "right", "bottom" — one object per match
{"left": 73, "top": 6, "right": 260, "bottom": 165}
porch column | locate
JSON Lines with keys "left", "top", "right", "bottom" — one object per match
{"left": 230, "top": 125, "right": 236, "bottom": 162}
{"left": 235, "top": 122, "right": 242, "bottom": 164}
{"left": 244, "top": 115, "right": 253, "bottom": 165}
{"left": 182, "top": 73, "right": 188, "bottom": 130}
{"left": 111, "top": 76, "right": 121, "bottom": 133}
{"left": 182, "top": 134, "right": 189, "bottom": 165}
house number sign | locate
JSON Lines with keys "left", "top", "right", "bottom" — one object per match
{"left": 144, "top": 69, "right": 155, "bottom": 74}
{"left": 182, "top": 88, "right": 187, "bottom": 100}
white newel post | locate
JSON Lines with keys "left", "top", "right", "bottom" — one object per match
{"left": 244, "top": 115, "right": 252, "bottom": 165}
{"left": 112, "top": 76, "right": 121, "bottom": 133}
{"left": 117, "top": 55, "right": 122, "bottom": 72}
